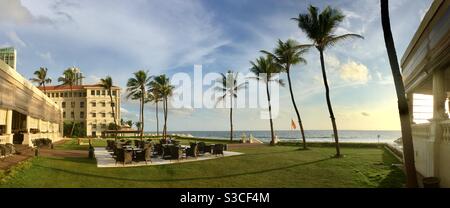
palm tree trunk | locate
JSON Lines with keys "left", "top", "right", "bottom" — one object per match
{"left": 319, "top": 50, "right": 340, "bottom": 157}
{"left": 43, "top": 82, "right": 47, "bottom": 95}
{"left": 163, "top": 98, "right": 168, "bottom": 139}
{"left": 286, "top": 68, "right": 307, "bottom": 149}
{"left": 381, "top": 0, "right": 418, "bottom": 188}
{"left": 230, "top": 95, "right": 233, "bottom": 141}
{"left": 109, "top": 91, "right": 118, "bottom": 141}
{"left": 265, "top": 81, "right": 276, "bottom": 145}
{"left": 156, "top": 101, "right": 159, "bottom": 136}
{"left": 69, "top": 85, "right": 75, "bottom": 137}
{"left": 140, "top": 89, "right": 144, "bottom": 141}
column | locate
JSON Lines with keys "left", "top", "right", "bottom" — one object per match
{"left": 407, "top": 93, "right": 414, "bottom": 123}
{"left": 5, "top": 109, "right": 12, "bottom": 143}
{"left": 431, "top": 69, "right": 446, "bottom": 177}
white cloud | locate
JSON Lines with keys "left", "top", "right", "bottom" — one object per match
{"left": 339, "top": 61, "right": 370, "bottom": 83}
{"left": 0, "top": 0, "right": 51, "bottom": 24}
{"left": 325, "top": 54, "right": 341, "bottom": 71}
{"left": 5, "top": 31, "right": 26, "bottom": 47}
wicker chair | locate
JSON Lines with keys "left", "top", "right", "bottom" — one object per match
{"left": 124, "top": 149, "right": 133, "bottom": 165}
{"left": 213, "top": 144, "right": 224, "bottom": 156}
{"left": 114, "top": 149, "right": 124, "bottom": 165}
{"left": 169, "top": 145, "right": 183, "bottom": 161}
{"left": 137, "top": 146, "right": 153, "bottom": 164}
{"left": 186, "top": 142, "right": 198, "bottom": 159}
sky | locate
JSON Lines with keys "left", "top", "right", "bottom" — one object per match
{"left": 0, "top": 0, "right": 434, "bottom": 131}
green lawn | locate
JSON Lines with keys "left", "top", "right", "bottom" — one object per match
{"left": 0, "top": 141, "right": 405, "bottom": 188}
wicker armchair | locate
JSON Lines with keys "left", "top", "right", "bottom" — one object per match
{"left": 169, "top": 145, "right": 183, "bottom": 161}
{"left": 213, "top": 144, "right": 224, "bottom": 156}
{"left": 186, "top": 142, "right": 198, "bottom": 158}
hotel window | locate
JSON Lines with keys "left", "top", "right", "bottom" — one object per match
{"left": 112, "top": 90, "right": 117, "bottom": 96}
{"left": 107, "top": 90, "right": 111, "bottom": 96}
{"left": 62, "top": 102, "right": 66, "bottom": 108}
{"left": 101, "top": 113, "right": 106, "bottom": 118}
{"left": 96, "top": 90, "right": 100, "bottom": 96}
{"left": 92, "top": 102, "right": 96, "bottom": 107}
{"left": 101, "top": 102, "right": 106, "bottom": 107}
{"left": 60, "top": 92, "right": 63, "bottom": 97}
{"left": 101, "top": 124, "right": 107, "bottom": 129}
{"left": 92, "top": 113, "right": 96, "bottom": 118}
{"left": 91, "top": 90, "right": 95, "bottom": 96}
{"left": 56, "top": 93, "right": 59, "bottom": 98}
{"left": 83, "top": 92, "right": 87, "bottom": 97}
{"left": 80, "top": 102, "right": 85, "bottom": 108}
{"left": 51, "top": 93, "right": 54, "bottom": 97}
{"left": 80, "top": 111, "right": 84, "bottom": 118}
{"left": 102, "top": 90, "right": 106, "bottom": 96}
{"left": 63, "top": 112, "right": 66, "bottom": 118}
{"left": 92, "top": 124, "right": 97, "bottom": 128}
{"left": 70, "top": 111, "right": 74, "bottom": 118}
{"left": 71, "top": 102, "right": 75, "bottom": 108}
{"left": 64, "top": 92, "right": 68, "bottom": 97}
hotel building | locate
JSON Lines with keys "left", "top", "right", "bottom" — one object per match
{"left": 39, "top": 80, "right": 122, "bottom": 137}
{"left": 0, "top": 48, "right": 62, "bottom": 146}
{"left": 401, "top": 0, "right": 449, "bottom": 187}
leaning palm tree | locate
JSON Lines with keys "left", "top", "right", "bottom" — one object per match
{"left": 215, "top": 70, "right": 247, "bottom": 141}
{"left": 58, "top": 68, "right": 84, "bottom": 137}
{"left": 126, "top": 70, "right": 151, "bottom": 141}
{"left": 380, "top": 0, "right": 418, "bottom": 188}
{"left": 292, "top": 5, "right": 363, "bottom": 157}
{"left": 250, "top": 55, "right": 285, "bottom": 145}
{"left": 145, "top": 90, "right": 163, "bottom": 136}
{"left": 150, "top": 75, "right": 174, "bottom": 139}
{"left": 100, "top": 76, "right": 119, "bottom": 140}
{"left": 261, "top": 39, "right": 311, "bottom": 149}
{"left": 30, "top": 67, "right": 52, "bottom": 94}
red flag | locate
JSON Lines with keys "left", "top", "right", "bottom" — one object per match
{"left": 291, "top": 119, "right": 296, "bottom": 130}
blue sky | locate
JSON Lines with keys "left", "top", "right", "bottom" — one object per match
{"left": 0, "top": 0, "right": 433, "bottom": 131}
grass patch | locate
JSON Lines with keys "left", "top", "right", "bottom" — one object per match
{"left": 0, "top": 145, "right": 405, "bottom": 188}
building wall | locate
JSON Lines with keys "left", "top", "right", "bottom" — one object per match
{"left": 44, "top": 86, "right": 121, "bottom": 137}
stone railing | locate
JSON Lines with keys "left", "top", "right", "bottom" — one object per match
{"left": 412, "top": 123, "right": 431, "bottom": 140}
{"left": 441, "top": 120, "right": 450, "bottom": 142}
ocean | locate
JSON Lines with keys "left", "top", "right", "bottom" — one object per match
{"left": 148, "top": 130, "right": 402, "bottom": 144}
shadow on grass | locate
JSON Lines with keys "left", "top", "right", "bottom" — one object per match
{"left": 377, "top": 149, "right": 405, "bottom": 188}
{"left": 33, "top": 157, "right": 332, "bottom": 183}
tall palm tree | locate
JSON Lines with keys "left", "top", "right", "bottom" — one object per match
{"left": 380, "top": 0, "right": 418, "bottom": 188}
{"left": 292, "top": 5, "right": 363, "bottom": 157}
{"left": 126, "top": 70, "right": 151, "bottom": 141}
{"left": 250, "top": 55, "right": 285, "bottom": 145}
{"left": 261, "top": 39, "right": 311, "bottom": 149}
{"left": 145, "top": 90, "right": 163, "bottom": 136}
{"left": 58, "top": 68, "right": 84, "bottom": 137}
{"left": 100, "top": 76, "right": 119, "bottom": 140}
{"left": 215, "top": 70, "right": 247, "bottom": 141}
{"left": 150, "top": 75, "right": 174, "bottom": 139}
{"left": 30, "top": 67, "right": 52, "bottom": 94}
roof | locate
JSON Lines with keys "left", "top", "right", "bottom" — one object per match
{"left": 401, "top": 0, "right": 444, "bottom": 65}
{"left": 38, "top": 84, "right": 120, "bottom": 91}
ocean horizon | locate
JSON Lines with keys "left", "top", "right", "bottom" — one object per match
{"left": 144, "top": 130, "right": 402, "bottom": 144}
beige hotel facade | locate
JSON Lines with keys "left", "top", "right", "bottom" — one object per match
{"left": 39, "top": 84, "right": 121, "bottom": 137}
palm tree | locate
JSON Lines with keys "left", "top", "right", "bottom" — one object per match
{"left": 58, "top": 68, "right": 83, "bottom": 137}
{"left": 100, "top": 76, "right": 119, "bottom": 140}
{"left": 150, "top": 75, "right": 174, "bottom": 139}
{"left": 30, "top": 67, "right": 52, "bottom": 94}
{"left": 126, "top": 120, "right": 133, "bottom": 128}
{"left": 135, "top": 121, "right": 142, "bottom": 131}
{"left": 261, "top": 39, "right": 311, "bottom": 149}
{"left": 215, "top": 70, "right": 247, "bottom": 141}
{"left": 292, "top": 5, "right": 363, "bottom": 157}
{"left": 380, "top": 0, "right": 418, "bottom": 188}
{"left": 126, "top": 70, "right": 151, "bottom": 141}
{"left": 145, "top": 90, "right": 163, "bottom": 136}
{"left": 250, "top": 55, "right": 285, "bottom": 145}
